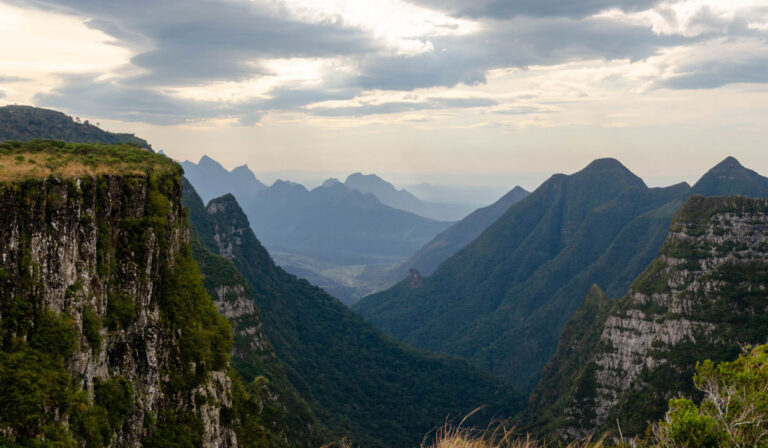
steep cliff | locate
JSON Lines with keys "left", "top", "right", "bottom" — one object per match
{"left": 184, "top": 179, "right": 327, "bottom": 448}
{"left": 0, "top": 140, "right": 276, "bottom": 447}
{"left": 524, "top": 195, "right": 768, "bottom": 441}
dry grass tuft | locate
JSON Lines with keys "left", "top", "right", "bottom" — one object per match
{"left": 421, "top": 422, "right": 607, "bottom": 448}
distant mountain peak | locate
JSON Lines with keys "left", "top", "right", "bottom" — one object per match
{"left": 712, "top": 156, "right": 744, "bottom": 170}
{"left": 582, "top": 157, "right": 629, "bottom": 172}
{"left": 692, "top": 156, "right": 768, "bottom": 198}
{"left": 321, "top": 177, "right": 341, "bottom": 187}
{"left": 231, "top": 164, "right": 254, "bottom": 175}
{"left": 345, "top": 172, "right": 384, "bottom": 183}
{"left": 198, "top": 154, "right": 224, "bottom": 168}
{"left": 576, "top": 157, "right": 645, "bottom": 188}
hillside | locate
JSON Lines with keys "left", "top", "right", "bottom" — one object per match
{"left": 0, "top": 105, "right": 152, "bottom": 148}
{"left": 359, "top": 185, "right": 530, "bottom": 290}
{"left": 184, "top": 189, "right": 523, "bottom": 448}
{"left": 0, "top": 141, "right": 285, "bottom": 446}
{"left": 399, "top": 185, "right": 530, "bottom": 278}
{"left": 522, "top": 195, "right": 768, "bottom": 441}
{"left": 355, "top": 158, "right": 695, "bottom": 391}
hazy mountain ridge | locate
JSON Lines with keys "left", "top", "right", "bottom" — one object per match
{"left": 183, "top": 156, "right": 457, "bottom": 303}
{"left": 400, "top": 185, "right": 530, "bottom": 278}
{"left": 344, "top": 172, "right": 476, "bottom": 221}
{"left": 181, "top": 155, "right": 266, "bottom": 204}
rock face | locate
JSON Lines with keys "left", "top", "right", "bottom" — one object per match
{"left": 184, "top": 180, "right": 326, "bottom": 448}
{"left": 523, "top": 195, "right": 768, "bottom": 441}
{"left": 0, "top": 169, "right": 236, "bottom": 446}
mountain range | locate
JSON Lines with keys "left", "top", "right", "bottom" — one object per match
{"left": 181, "top": 155, "right": 267, "bottom": 204}
{"left": 354, "top": 156, "right": 768, "bottom": 392}
{"left": 182, "top": 156, "right": 534, "bottom": 303}
{"left": 182, "top": 156, "right": 465, "bottom": 302}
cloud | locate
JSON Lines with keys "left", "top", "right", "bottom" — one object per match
{"left": 493, "top": 106, "right": 554, "bottom": 115}
{"left": 661, "top": 56, "right": 768, "bottom": 89}
{"left": 404, "top": 0, "right": 661, "bottom": 19}
{"left": 310, "top": 96, "right": 498, "bottom": 116}
{"left": 355, "top": 15, "right": 691, "bottom": 90}
{"left": 34, "top": 74, "right": 226, "bottom": 125}
{"left": 14, "top": 0, "right": 377, "bottom": 86}
{"left": 9, "top": 0, "right": 768, "bottom": 125}
{"left": 0, "top": 76, "right": 29, "bottom": 83}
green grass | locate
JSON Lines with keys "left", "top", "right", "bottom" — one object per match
{"left": 0, "top": 139, "right": 177, "bottom": 182}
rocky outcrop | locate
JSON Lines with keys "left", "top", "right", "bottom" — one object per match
{"left": 0, "top": 170, "right": 237, "bottom": 446}
{"left": 524, "top": 195, "right": 768, "bottom": 441}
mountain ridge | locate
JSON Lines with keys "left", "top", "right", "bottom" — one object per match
{"left": 354, "top": 156, "right": 768, "bottom": 392}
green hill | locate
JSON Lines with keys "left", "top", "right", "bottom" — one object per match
{"left": 354, "top": 158, "right": 692, "bottom": 391}
{"left": 0, "top": 105, "right": 152, "bottom": 148}
{"left": 355, "top": 156, "right": 768, "bottom": 393}
{"left": 183, "top": 189, "right": 523, "bottom": 448}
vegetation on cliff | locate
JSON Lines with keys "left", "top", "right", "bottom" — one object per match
{"left": 0, "top": 141, "right": 288, "bottom": 447}
{"left": 522, "top": 195, "right": 768, "bottom": 442}
{"left": 185, "top": 179, "right": 327, "bottom": 447}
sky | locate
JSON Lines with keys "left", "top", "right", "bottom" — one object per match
{"left": 0, "top": 0, "right": 767, "bottom": 191}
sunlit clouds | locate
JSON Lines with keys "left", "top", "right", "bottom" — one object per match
{"left": 0, "top": 0, "right": 766, "bottom": 185}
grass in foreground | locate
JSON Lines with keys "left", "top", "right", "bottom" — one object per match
{"left": 0, "top": 139, "right": 176, "bottom": 181}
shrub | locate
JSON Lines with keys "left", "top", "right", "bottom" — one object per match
{"left": 82, "top": 306, "right": 102, "bottom": 353}
{"left": 654, "top": 345, "right": 768, "bottom": 447}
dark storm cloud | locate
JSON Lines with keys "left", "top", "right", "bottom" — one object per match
{"left": 404, "top": 0, "right": 662, "bottom": 19}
